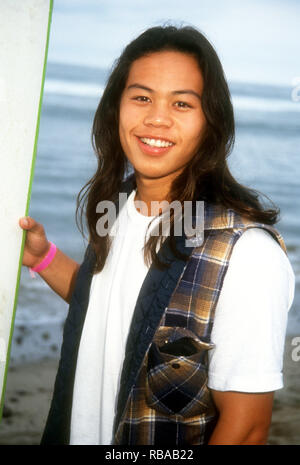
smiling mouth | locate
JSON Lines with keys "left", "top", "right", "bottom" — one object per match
{"left": 138, "top": 137, "right": 175, "bottom": 148}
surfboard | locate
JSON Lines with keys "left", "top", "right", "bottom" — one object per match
{"left": 0, "top": 0, "right": 53, "bottom": 420}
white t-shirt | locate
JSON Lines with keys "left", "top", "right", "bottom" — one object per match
{"left": 69, "top": 190, "right": 295, "bottom": 445}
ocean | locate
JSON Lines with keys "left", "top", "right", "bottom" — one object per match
{"left": 10, "top": 61, "right": 300, "bottom": 365}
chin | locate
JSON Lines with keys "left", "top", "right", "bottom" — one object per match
{"left": 134, "top": 167, "right": 170, "bottom": 179}
{"left": 133, "top": 161, "right": 184, "bottom": 182}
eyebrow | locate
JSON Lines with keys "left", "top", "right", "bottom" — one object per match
{"left": 126, "top": 83, "right": 202, "bottom": 101}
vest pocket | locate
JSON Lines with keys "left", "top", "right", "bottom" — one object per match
{"left": 145, "top": 327, "right": 215, "bottom": 418}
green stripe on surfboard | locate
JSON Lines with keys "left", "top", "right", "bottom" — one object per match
{"left": 0, "top": 0, "right": 54, "bottom": 423}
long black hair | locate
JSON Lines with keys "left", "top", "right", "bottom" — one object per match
{"left": 76, "top": 25, "right": 279, "bottom": 272}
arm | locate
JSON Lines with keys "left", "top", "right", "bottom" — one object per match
{"left": 208, "top": 390, "right": 274, "bottom": 445}
{"left": 206, "top": 229, "right": 294, "bottom": 445}
{"left": 19, "top": 216, "right": 80, "bottom": 303}
{"left": 35, "top": 246, "right": 80, "bottom": 303}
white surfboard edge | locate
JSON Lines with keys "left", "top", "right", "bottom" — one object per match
{"left": 0, "top": 0, "right": 54, "bottom": 422}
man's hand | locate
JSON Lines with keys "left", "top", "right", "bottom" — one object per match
{"left": 19, "top": 216, "right": 80, "bottom": 303}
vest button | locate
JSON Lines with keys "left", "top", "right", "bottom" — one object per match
{"left": 172, "top": 363, "right": 180, "bottom": 369}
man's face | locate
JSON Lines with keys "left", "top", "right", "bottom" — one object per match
{"left": 119, "top": 50, "right": 207, "bottom": 185}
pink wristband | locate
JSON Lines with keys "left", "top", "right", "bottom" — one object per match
{"left": 29, "top": 242, "right": 57, "bottom": 278}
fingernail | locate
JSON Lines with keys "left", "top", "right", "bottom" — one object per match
{"left": 23, "top": 218, "right": 29, "bottom": 227}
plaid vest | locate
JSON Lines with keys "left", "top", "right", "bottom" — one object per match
{"left": 41, "top": 182, "right": 287, "bottom": 445}
{"left": 112, "top": 203, "right": 286, "bottom": 445}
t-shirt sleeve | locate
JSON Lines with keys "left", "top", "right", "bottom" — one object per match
{"left": 207, "top": 227, "right": 295, "bottom": 393}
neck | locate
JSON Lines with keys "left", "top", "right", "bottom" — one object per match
{"left": 134, "top": 174, "right": 174, "bottom": 217}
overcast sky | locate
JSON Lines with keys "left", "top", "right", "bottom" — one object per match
{"left": 47, "top": 0, "right": 300, "bottom": 87}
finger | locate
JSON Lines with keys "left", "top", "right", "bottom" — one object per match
{"left": 19, "top": 216, "right": 43, "bottom": 233}
{"left": 19, "top": 216, "right": 30, "bottom": 229}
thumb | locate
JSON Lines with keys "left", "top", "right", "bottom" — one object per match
{"left": 19, "top": 216, "right": 44, "bottom": 234}
{"left": 19, "top": 216, "right": 31, "bottom": 229}
{"left": 19, "top": 216, "right": 30, "bottom": 228}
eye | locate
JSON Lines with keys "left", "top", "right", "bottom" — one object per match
{"left": 174, "top": 101, "right": 192, "bottom": 109}
{"left": 132, "top": 95, "right": 151, "bottom": 103}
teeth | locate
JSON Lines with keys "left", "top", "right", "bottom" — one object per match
{"left": 140, "top": 137, "right": 174, "bottom": 148}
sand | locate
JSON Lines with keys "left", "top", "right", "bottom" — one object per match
{"left": 267, "top": 336, "right": 300, "bottom": 445}
{"left": 0, "top": 336, "right": 299, "bottom": 445}
{"left": 0, "top": 358, "right": 59, "bottom": 445}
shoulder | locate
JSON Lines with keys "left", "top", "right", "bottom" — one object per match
{"left": 233, "top": 226, "right": 283, "bottom": 256}
{"left": 232, "top": 227, "right": 293, "bottom": 279}
{"left": 226, "top": 227, "right": 295, "bottom": 309}
{"left": 207, "top": 226, "right": 295, "bottom": 393}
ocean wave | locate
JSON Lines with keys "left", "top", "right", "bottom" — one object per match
{"left": 44, "top": 78, "right": 300, "bottom": 113}
{"left": 232, "top": 95, "right": 300, "bottom": 113}
{"left": 44, "top": 79, "right": 104, "bottom": 98}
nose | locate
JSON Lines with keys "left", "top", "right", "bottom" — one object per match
{"left": 143, "top": 102, "right": 173, "bottom": 128}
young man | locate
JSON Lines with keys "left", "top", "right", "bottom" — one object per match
{"left": 19, "top": 26, "right": 294, "bottom": 445}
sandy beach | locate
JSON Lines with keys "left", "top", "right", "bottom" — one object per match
{"left": 0, "top": 358, "right": 59, "bottom": 445}
{"left": 0, "top": 336, "right": 299, "bottom": 445}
